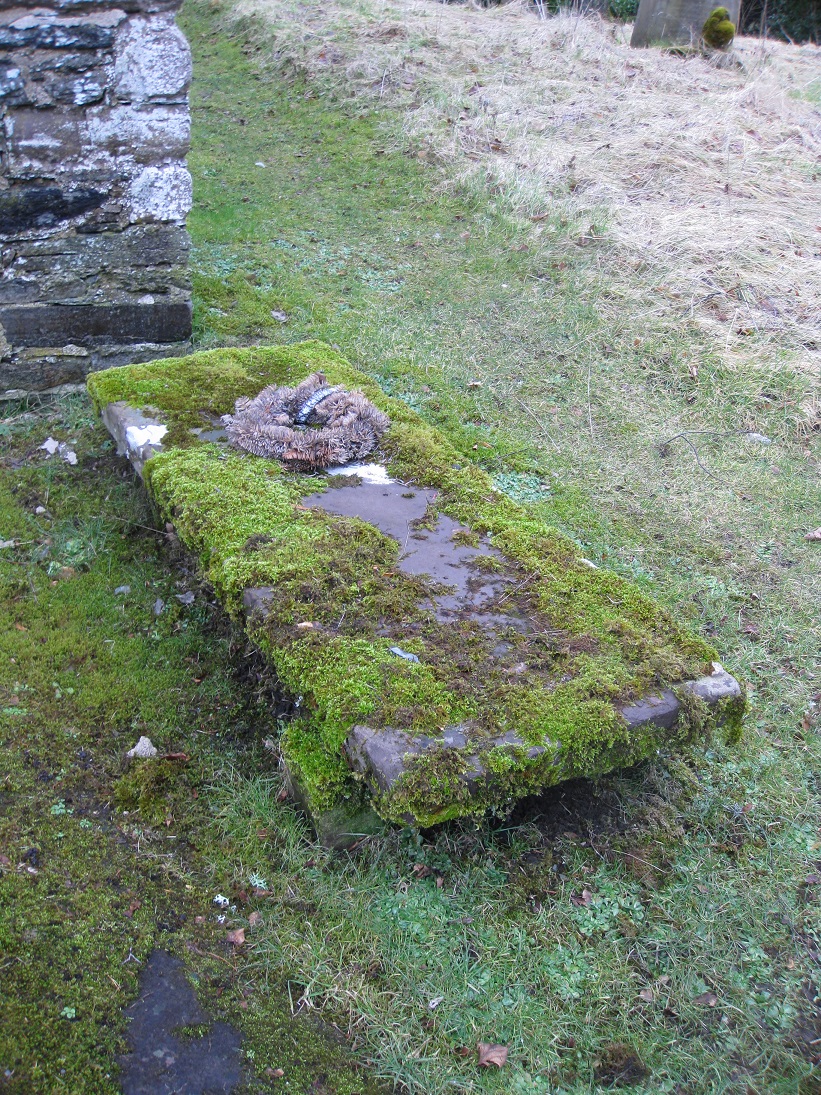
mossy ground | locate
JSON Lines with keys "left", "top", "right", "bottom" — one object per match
{"left": 89, "top": 341, "right": 725, "bottom": 824}
{"left": 2, "top": 2, "right": 819, "bottom": 1092}
{"left": 0, "top": 395, "right": 383, "bottom": 1094}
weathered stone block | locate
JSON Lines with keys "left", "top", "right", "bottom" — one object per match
{"left": 85, "top": 102, "right": 190, "bottom": 161}
{"left": 0, "top": 343, "right": 91, "bottom": 390}
{"left": 0, "top": 301, "right": 192, "bottom": 345}
{"left": 0, "top": 13, "right": 123, "bottom": 53}
{"left": 0, "top": 62, "right": 26, "bottom": 104}
{"left": 88, "top": 343, "right": 745, "bottom": 844}
{"left": 128, "top": 163, "right": 191, "bottom": 223}
{"left": 6, "top": 107, "right": 84, "bottom": 166}
{"left": 114, "top": 12, "right": 191, "bottom": 104}
{"left": 0, "top": 184, "right": 106, "bottom": 232}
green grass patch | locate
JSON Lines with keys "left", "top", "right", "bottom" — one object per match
{"left": 0, "top": 395, "right": 384, "bottom": 1094}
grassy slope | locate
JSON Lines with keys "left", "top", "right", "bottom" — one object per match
{"left": 0, "top": 2, "right": 818, "bottom": 1094}
{"left": 179, "top": 2, "right": 821, "bottom": 1091}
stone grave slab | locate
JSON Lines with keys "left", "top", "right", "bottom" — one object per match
{"left": 89, "top": 341, "right": 744, "bottom": 845}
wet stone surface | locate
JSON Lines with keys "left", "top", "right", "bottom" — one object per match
{"left": 119, "top": 950, "right": 246, "bottom": 1095}
{"left": 302, "top": 465, "right": 531, "bottom": 633}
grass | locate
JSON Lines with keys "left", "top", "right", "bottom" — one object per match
{"left": 1, "top": 0, "right": 819, "bottom": 1092}
{"left": 231, "top": 0, "right": 821, "bottom": 382}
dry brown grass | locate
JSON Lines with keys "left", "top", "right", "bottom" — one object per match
{"left": 233, "top": 0, "right": 821, "bottom": 386}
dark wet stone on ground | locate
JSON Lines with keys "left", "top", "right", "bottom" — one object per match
{"left": 119, "top": 950, "right": 246, "bottom": 1095}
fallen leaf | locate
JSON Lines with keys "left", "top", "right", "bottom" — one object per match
{"left": 248, "top": 911, "right": 263, "bottom": 928}
{"left": 0, "top": 854, "right": 11, "bottom": 867}
{"left": 226, "top": 928, "right": 246, "bottom": 946}
{"left": 571, "top": 888, "right": 593, "bottom": 908}
{"left": 14, "top": 623, "right": 27, "bottom": 631}
{"left": 159, "top": 752, "right": 189, "bottom": 762}
{"left": 265, "top": 1067, "right": 285, "bottom": 1079}
{"left": 805, "top": 528, "right": 821, "bottom": 541}
{"left": 638, "top": 986, "right": 654, "bottom": 1002}
{"left": 454, "top": 1046, "right": 471, "bottom": 1058}
{"left": 412, "top": 863, "right": 433, "bottom": 879}
{"left": 477, "top": 1042, "right": 508, "bottom": 1068}
{"left": 688, "top": 363, "right": 699, "bottom": 379}
{"left": 693, "top": 991, "right": 718, "bottom": 1007}
{"left": 125, "top": 899, "right": 142, "bottom": 918}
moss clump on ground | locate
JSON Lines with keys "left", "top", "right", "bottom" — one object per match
{"left": 90, "top": 341, "right": 737, "bottom": 827}
{"left": 702, "top": 6, "right": 736, "bottom": 49}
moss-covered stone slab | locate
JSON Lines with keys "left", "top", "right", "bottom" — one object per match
{"left": 89, "top": 341, "right": 744, "bottom": 843}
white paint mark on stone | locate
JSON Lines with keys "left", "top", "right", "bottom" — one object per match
{"left": 125, "top": 423, "right": 167, "bottom": 450}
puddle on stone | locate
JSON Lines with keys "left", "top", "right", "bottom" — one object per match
{"left": 302, "top": 466, "right": 531, "bottom": 632}
{"left": 119, "top": 950, "right": 245, "bottom": 1095}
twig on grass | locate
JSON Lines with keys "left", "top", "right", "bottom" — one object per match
{"left": 656, "top": 429, "right": 749, "bottom": 493}
{"left": 514, "top": 397, "right": 560, "bottom": 451}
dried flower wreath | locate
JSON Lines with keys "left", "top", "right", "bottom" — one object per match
{"left": 223, "top": 372, "right": 390, "bottom": 472}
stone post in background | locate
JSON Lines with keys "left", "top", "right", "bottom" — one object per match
{"left": 0, "top": 0, "right": 193, "bottom": 396}
{"left": 631, "top": 0, "right": 740, "bottom": 47}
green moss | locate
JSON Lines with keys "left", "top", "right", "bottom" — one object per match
{"left": 90, "top": 342, "right": 740, "bottom": 826}
{"left": 113, "top": 759, "right": 191, "bottom": 826}
{"left": 702, "top": 7, "right": 735, "bottom": 49}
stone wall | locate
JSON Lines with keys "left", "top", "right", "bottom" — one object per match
{"left": 0, "top": 0, "right": 192, "bottom": 395}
